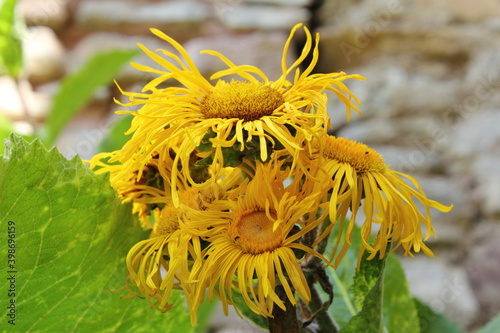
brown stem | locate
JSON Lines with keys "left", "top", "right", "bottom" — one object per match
{"left": 301, "top": 262, "right": 338, "bottom": 333}
{"left": 268, "top": 285, "right": 300, "bottom": 333}
{"left": 307, "top": 284, "right": 338, "bottom": 332}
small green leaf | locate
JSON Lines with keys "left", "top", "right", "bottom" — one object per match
{"left": 41, "top": 49, "right": 137, "bottom": 145}
{"left": 196, "top": 129, "right": 216, "bottom": 152}
{"left": 222, "top": 146, "right": 241, "bottom": 167}
{"left": 479, "top": 313, "right": 500, "bottom": 333}
{"left": 97, "top": 115, "right": 133, "bottom": 153}
{"left": 383, "top": 254, "right": 420, "bottom": 333}
{"left": 195, "top": 154, "right": 214, "bottom": 166}
{"left": 0, "top": 134, "right": 197, "bottom": 332}
{"left": 413, "top": 298, "right": 463, "bottom": 333}
{"left": 0, "top": 0, "right": 23, "bottom": 78}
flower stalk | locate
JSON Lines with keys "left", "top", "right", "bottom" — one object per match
{"left": 268, "top": 284, "right": 301, "bottom": 333}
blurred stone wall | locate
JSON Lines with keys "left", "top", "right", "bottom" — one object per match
{"left": 3, "top": 0, "right": 500, "bottom": 331}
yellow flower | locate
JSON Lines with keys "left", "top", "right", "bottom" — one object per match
{"left": 126, "top": 205, "right": 197, "bottom": 313}
{"left": 313, "top": 135, "right": 453, "bottom": 267}
{"left": 125, "top": 168, "right": 246, "bottom": 325}
{"left": 112, "top": 23, "right": 363, "bottom": 205}
{"left": 88, "top": 151, "right": 177, "bottom": 228}
{"left": 190, "top": 161, "right": 327, "bottom": 318}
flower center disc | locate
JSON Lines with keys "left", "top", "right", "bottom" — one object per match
{"left": 153, "top": 207, "right": 180, "bottom": 237}
{"left": 200, "top": 81, "right": 285, "bottom": 121}
{"left": 323, "top": 136, "right": 387, "bottom": 173}
{"left": 229, "top": 210, "right": 283, "bottom": 254}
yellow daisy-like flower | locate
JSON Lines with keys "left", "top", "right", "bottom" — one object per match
{"left": 125, "top": 168, "right": 245, "bottom": 325}
{"left": 190, "top": 161, "right": 327, "bottom": 318}
{"left": 126, "top": 205, "right": 197, "bottom": 312}
{"left": 88, "top": 151, "right": 173, "bottom": 228}
{"left": 112, "top": 23, "right": 363, "bottom": 205}
{"left": 313, "top": 135, "right": 453, "bottom": 267}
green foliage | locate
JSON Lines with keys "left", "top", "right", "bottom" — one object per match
{"left": 340, "top": 252, "right": 387, "bottom": 333}
{"left": 327, "top": 222, "right": 425, "bottom": 333}
{"left": 383, "top": 255, "right": 419, "bottom": 333}
{"left": 351, "top": 251, "right": 385, "bottom": 312}
{"left": 41, "top": 50, "right": 137, "bottom": 146}
{"left": 0, "top": 0, "right": 22, "bottom": 78}
{"left": 413, "top": 298, "right": 463, "bottom": 333}
{"left": 195, "top": 128, "right": 278, "bottom": 168}
{"left": 0, "top": 134, "right": 202, "bottom": 332}
{"left": 479, "top": 313, "right": 500, "bottom": 333}
{"left": 98, "top": 115, "right": 133, "bottom": 153}
{"left": 327, "top": 221, "right": 360, "bottom": 327}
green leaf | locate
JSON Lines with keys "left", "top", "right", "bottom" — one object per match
{"left": 222, "top": 146, "right": 241, "bottom": 167}
{"left": 0, "top": 112, "right": 14, "bottom": 154}
{"left": 97, "top": 115, "right": 133, "bottom": 153}
{"left": 413, "top": 298, "right": 463, "bottom": 333}
{"left": 41, "top": 49, "right": 137, "bottom": 145}
{"left": 339, "top": 251, "right": 387, "bottom": 333}
{"left": 326, "top": 221, "right": 362, "bottom": 327}
{"left": 326, "top": 221, "right": 421, "bottom": 332}
{"left": 0, "top": 134, "right": 199, "bottom": 332}
{"left": 0, "top": 0, "right": 23, "bottom": 78}
{"left": 351, "top": 252, "right": 384, "bottom": 311}
{"left": 383, "top": 254, "right": 420, "bottom": 333}
{"left": 479, "top": 313, "right": 500, "bottom": 333}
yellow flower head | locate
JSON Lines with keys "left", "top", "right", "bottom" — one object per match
{"left": 125, "top": 170, "right": 246, "bottom": 325}
{"left": 191, "top": 161, "right": 327, "bottom": 318}
{"left": 112, "top": 23, "right": 363, "bottom": 205}
{"left": 88, "top": 151, "right": 174, "bottom": 228}
{"left": 313, "top": 135, "right": 454, "bottom": 267}
{"left": 126, "top": 205, "right": 195, "bottom": 312}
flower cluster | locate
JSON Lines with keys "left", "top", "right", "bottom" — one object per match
{"left": 89, "top": 23, "right": 453, "bottom": 325}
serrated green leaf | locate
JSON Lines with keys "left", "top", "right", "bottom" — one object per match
{"left": 97, "top": 115, "right": 133, "bottom": 153}
{"left": 41, "top": 49, "right": 137, "bottom": 145}
{"left": 0, "top": 0, "right": 23, "bottom": 78}
{"left": 479, "top": 313, "right": 500, "bottom": 333}
{"left": 383, "top": 254, "right": 420, "bottom": 333}
{"left": 413, "top": 298, "right": 463, "bottom": 333}
{"left": 0, "top": 134, "right": 199, "bottom": 332}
